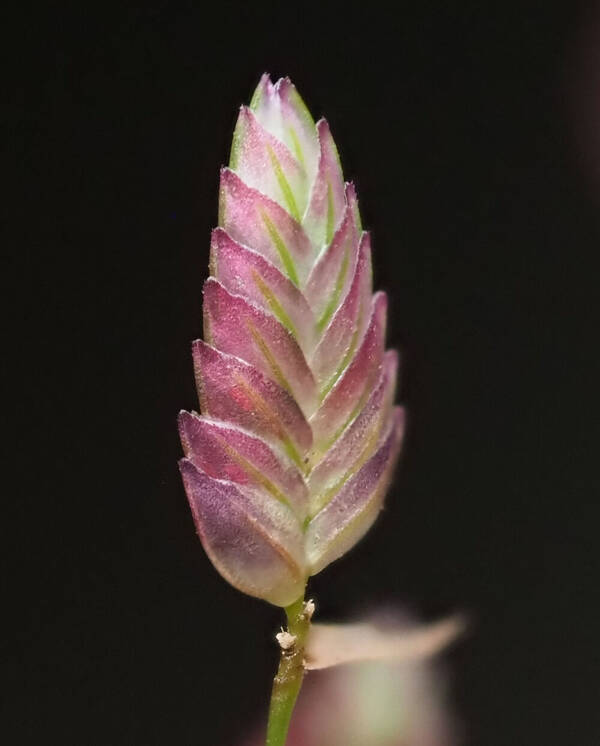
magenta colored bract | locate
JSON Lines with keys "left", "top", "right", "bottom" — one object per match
{"left": 179, "top": 75, "right": 404, "bottom": 607}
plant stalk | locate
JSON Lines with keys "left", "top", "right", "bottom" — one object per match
{"left": 265, "top": 595, "right": 312, "bottom": 746}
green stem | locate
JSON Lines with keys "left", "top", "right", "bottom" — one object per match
{"left": 265, "top": 595, "right": 312, "bottom": 746}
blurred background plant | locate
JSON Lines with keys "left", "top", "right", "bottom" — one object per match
{"left": 242, "top": 610, "right": 461, "bottom": 746}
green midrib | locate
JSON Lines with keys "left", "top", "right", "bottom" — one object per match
{"left": 267, "top": 145, "right": 301, "bottom": 222}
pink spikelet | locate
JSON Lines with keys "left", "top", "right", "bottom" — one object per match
{"left": 179, "top": 75, "right": 405, "bottom": 607}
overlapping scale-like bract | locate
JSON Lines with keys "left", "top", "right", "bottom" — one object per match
{"left": 179, "top": 75, "right": 404, "bottom": 607}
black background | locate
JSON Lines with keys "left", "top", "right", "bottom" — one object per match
{"left": 6, "top": 2, "right": 600, "bottom": 744}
